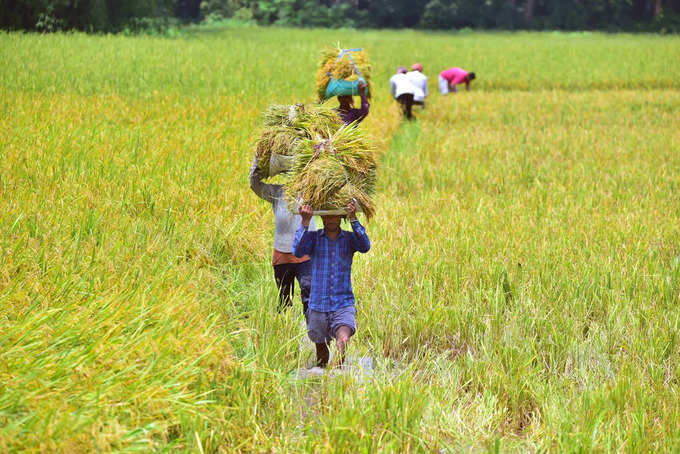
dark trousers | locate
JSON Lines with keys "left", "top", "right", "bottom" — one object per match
{"left": 397, "top": 93, "right": 414, "bottom": 119}
{"left": 273, "top": 260, "right": 311, "bottom": 315}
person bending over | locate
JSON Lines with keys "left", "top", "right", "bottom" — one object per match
{"left": 439, "top": 67, "right": 476, "bottom": 94}
{"left": 390, "top": 66, "right": 421, "bottom": 120}
{"left": 293, "top": 200, "right": 370, "bottom": 368}
{"left": 407, "top": 63, "right": 428, "bottom": 108}
{"left": 336, "top": 80, "right": 369, "bottom": 126}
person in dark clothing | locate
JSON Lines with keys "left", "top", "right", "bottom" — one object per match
{"left": 336, "top": 80, "right": 370, "bottom": 125}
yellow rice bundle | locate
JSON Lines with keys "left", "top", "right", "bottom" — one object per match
{"left": 314, "top": 46, "right": 372, "bottom": 102}
{"left": 254, "top": 103, "right": 343, "bottom": 177}
{"left": 255, "top": 127, "right": 305, "bottom": 175}
{"left": 285, "top": 124, "right": 377, "bottom": 219}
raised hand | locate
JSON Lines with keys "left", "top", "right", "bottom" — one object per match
{"left": 347, "top": 199, "right": 357, "bottom": 221}
{"left": 299, "top": 204, "right": 313, "bottom": 226}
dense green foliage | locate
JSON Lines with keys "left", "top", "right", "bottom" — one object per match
{"left": 2, "top": 0, "right": 680, "bottom": 32}
{"left": 0, "top": 0, "right": 178, "bottom": 32}
{"left": 1, "top": 28, "right": 679, "bottom": 451}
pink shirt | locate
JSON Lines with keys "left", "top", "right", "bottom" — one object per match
{"left": 440, "top": 67, "right": 469, "bottom": 85}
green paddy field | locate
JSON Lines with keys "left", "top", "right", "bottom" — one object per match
{"left": 1, "top": 27, "right": 679, "bottom": 452}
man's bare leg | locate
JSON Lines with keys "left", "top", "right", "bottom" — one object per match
{"left": 331, "top": 326, "right": 352, "bottom": 368}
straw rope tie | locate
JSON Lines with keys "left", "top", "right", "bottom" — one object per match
{"left": 287, "top": 104, "right": 303, "bottom": 125}
{"left": 326, "top": 47, "right": 363, "bottom": 78}
{"left": 312, "top": 138, "right": 334, "bottom": 160}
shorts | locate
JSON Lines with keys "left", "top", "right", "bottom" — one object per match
{"left": 306, "top": 306, "right": 356, "bottom": 344}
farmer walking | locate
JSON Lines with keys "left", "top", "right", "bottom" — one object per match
{"left": 439, "top": 67, "right": 476, "bottom": 94}
{"left": 390, "top": 66, "right": 421, "bottom": 120}
{"left": 249, "top": 157, "right": 315, "bottom": 315}
{"left": 337, "top": 80, "right": 370, "bottom": 126}
{"left": 406, "top": 63, "right": 428, "bottom": 108}
{"left": 293, "top": 200, "right": 370, "bottom": 368}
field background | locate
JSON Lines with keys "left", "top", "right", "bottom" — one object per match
{"left": 1, "top": 28, "right": 679, "bottom": 452}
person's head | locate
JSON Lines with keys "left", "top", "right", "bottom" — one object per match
{"left": 397, "top": 66, "right": 407, "bottom": 74}
{"left": 467, "top": 72, "right": 476, "bottom": 81}
{"left": 412, "top": 63, "right": 423, "bottom": 72}
{"left": 337, "top": 95, "right": 354, "bottom": 109}
{"left": 321, "top": 214, "right": 343, "bottom": 233}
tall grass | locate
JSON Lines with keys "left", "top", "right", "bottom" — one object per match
{"left": 1, "top": 28, "right": 679, "bottom": 451}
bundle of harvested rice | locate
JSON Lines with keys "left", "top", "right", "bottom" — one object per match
{"left": 255, "top": 103, "right": 343, "bottom": 177}
{"left": 284, "top": 124, "right": 377, "bottom": 219}
{"left": 315, "top": 46, "right": 372, "bottom": 102}
{"left": 262, "top": 103, "right": 341, "bottom": 131}
{"left": 255, "top": 127, "right": 305, "bottom": 176}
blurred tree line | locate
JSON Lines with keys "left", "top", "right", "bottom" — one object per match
{"left": 2, "top": 0, "right": 679, "bottom": 32}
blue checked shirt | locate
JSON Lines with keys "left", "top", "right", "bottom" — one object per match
{"left": 292, "top": 220, "right": 370, "bottom": 312}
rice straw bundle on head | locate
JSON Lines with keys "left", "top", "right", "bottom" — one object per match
{"left": 315, "top": 46, "right": 372, "bottom": 102}
{"left": 255, "top": 127, "right": 305, "bottom": 175}
{"left": 285, "top": 124, "right": 377, "bottom": 219}
{"left": 261, "top": 104, "right": 303, "bottom": 127}
{"left": 254, "top": 103, "right": 343, "bottom": 177}
{"left": 291, "top": 104, "right": 343, "bottom": 136}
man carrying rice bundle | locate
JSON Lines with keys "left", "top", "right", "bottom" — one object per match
{"left": 250, "top": 101, "right": 375, "bottom": 367}
{"left": 250, "top": 158, "right": 316, "bottom": 316}
{"left": 285, "top": 122, "right": 376, "bottom": 369}
{"left": 293, "top": 200, "right": 370, "bottom": 368}
{"left": 315, "top": 46, "right": 372, "bottom": 126}
{"left": 250, "top": 103, "right": 343, "bottom": 316}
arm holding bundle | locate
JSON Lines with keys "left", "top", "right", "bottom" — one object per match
{"left": 249, "top": 155, "right": 276, "bottom": 203}
{"left": 358, "top": 80, "right": 369, "bottom": 114}
{"left": 347, "top": 200, "right": 370, "bottom": 253}
{"left": 293, "top": 205, "right": 316, "bottom": 257}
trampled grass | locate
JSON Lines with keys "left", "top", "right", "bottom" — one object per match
{"left": 1, "top": 27, "right": 679, "bottom": 452}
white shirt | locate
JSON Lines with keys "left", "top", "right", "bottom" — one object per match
{"left": 406, "top": 71, "right": 428, "bottom": 102}
{"left": 389, "top": 73, "right": 423, "bottom": 100}
{"left": 249, "top": 159, "right": 316, "bottom": 252}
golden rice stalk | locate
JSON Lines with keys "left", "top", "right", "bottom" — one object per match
{"left": 284, "top": 124, "right": 377, "bottom": 219}
{"left": 314, "top": 46, "right": 372, "bottom": 102}
{"left": 254, "top": 103, "right": 343, "bottom": 177}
